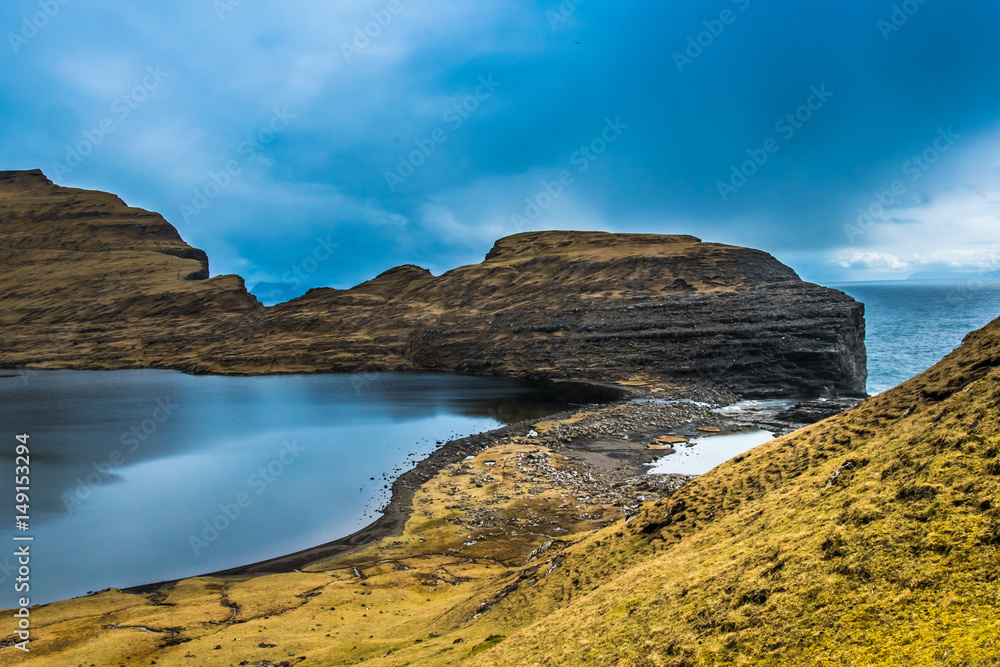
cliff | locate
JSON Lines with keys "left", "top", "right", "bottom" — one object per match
{"left": 0, "top": 169, "right": 262, "bottom": 369}
{"left": 5, "top": 289, "right": 999, "bottom": 666}
{"left": 465, "top": 318, "right": 1000, "bottom": 666}
{"left": 0, "top": 169, "right": 866, "bottom": 396}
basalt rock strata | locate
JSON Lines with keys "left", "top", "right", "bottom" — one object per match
{"left": 0, "top": 169, "right": 866, "bottom": 397}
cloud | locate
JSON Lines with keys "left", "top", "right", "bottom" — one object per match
{"left": 838, "top": 251, "right": 909, "bottom": 271}
{"left": 3, "top": 0, "right": 1000, "bottom": 287}
{"left": 834, "top": 248, "right": 1000, "bottom": 280}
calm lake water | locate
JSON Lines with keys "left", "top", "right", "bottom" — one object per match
{"left": 0, "top": 370, "right": 585, "bottom": 607}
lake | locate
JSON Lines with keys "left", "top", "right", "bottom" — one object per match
{"left": 647, "top": 429, "right": 774, "bottom": 476}
{"left": 0, "top": 370, "right": 589, "bottom": 607}
{"left": 4, "top": 281, "right": 997, "bottom": 608}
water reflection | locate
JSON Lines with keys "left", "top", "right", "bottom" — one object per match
{"left": 0, "top": 370, "right": 598, "bottom": 605}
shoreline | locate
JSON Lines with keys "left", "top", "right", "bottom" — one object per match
{"left": 3, "top": 365, "right": 654, "bottom": 603}
{"left": 10, "top": 365, "right": 854, "bottom": 603}
{"left": 0, "top": 361, "right": 869, "bottom": 401}
{"left": 123, "top": 417, "right": 550, "bottom": 594}
{"left": 121, "top": 378, "right": 646, "bottom": 595}
{"left": 123, "top": 381, "right": 847, "bottom": 598}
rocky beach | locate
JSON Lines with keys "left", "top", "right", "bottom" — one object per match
{"left": 1, "top": 377, "right": 870, "bottom": 666}
{"left": 125, "top": 383, "right": 851, "bottom": 591}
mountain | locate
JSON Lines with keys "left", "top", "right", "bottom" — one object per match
{"left": 906, "top": 270, "right": 1000, "bottom": 282}
{"left": 468, "top": 316, "right": 1000, "bottom": 666}
{"left": 0, "top": 169, "right": 865, "bottom": 397}
{"left": 4, "top": 272, "right": 999, "bottom": 666}
{"left": 907, "top": 270, "right": 976, "bottom": 281}
{"left": 0, "top": 169, "right": 262, "bottom": 369}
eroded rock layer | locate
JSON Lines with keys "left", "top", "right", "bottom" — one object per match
{"left": 0, "top": 169, "right": 866, "bottom": 396}
{"left": 5, "top": 315, "right": 1000, "bottom": 667}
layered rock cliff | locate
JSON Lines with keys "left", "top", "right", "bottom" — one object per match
{"left": 0, "top": 169, "right": 866, "bottom": 397}
{"left": 6, "top": 284, "right": 999, "bottom": 667}
{"left": 0, "top": 169, "right": 261, "bottom": 369}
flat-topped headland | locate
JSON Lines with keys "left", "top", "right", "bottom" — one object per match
{"left": 0, "top": 169, "right": 866, "bottom": 398}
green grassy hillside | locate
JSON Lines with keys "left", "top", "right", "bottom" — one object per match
{"left": 469, "top": 317, "right": 1000, "bottom": 665}
{"left": 3, "top": 317, "right": 996, "bottom": 665}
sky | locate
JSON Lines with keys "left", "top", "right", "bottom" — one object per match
{"left": 2, "top": 0, "right": 999, "bottom": 303}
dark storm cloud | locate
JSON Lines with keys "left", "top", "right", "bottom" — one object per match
{"left": 2, "top": 0, "right": 999, "bottom": 294}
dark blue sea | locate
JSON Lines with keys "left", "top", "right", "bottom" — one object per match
{"left": 835, "top": 280, "right": 1000, "bottom": 395}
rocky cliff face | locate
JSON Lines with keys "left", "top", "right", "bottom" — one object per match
{"left": 0, "top": 170, "right": 262, "bottom": 369}
{"left": 462, "top": 314, "right": 1000, "bottom": 667}
{"left": 0, "top": 169, "right": 866, "bottom": 397}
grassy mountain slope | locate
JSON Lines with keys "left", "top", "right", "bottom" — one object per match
{"left": 3, "top": 319, "right": 996, "bottom": 666}
{"left": 466, "top": 317, "right": 1000, "bottom": 666}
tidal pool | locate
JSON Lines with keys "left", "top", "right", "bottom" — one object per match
{"left": 647, "top": 429, "right": 775, "bottom": 476}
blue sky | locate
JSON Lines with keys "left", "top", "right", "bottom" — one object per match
{"left": 2, "top": 0, "right": 999, "bottom": 302}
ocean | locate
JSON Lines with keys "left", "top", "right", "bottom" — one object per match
{"left": 835, "top": 280, "right": 1000, "bottom": 395}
